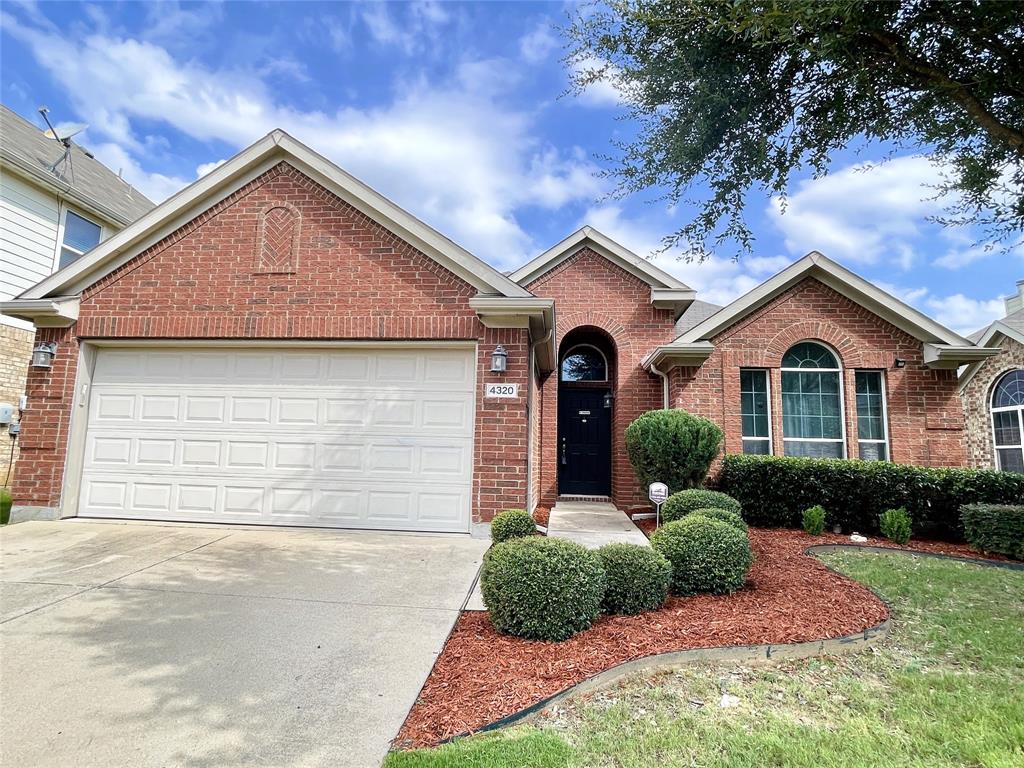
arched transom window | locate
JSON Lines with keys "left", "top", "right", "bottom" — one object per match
{"left": 560, "top": 344, "right": 608, "bottom": 382}
{"left": 991, "top": 369, "right": 1024, "bottom": 473}
{"left": 781, "top": 342, "right": 845, "bottom": 458}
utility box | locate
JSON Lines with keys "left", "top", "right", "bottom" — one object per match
{"left": 0, "top": 403, "right": 14, "bottom": 426}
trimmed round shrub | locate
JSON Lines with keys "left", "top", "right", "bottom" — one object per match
{"left": 651, "top": 516, "right": 754, "bottom": 596}
{"left": 685, "top": 507, "right": 748, "bottom": 533}
{"left": 625, "top": 409, "right": 723, "bottom": 492}
{"left": 802, "top": 505, "right": 827, "bottom": 536}
{"left": 481, "top": 537, "right": 606, "bottom": 641}
{"left": 490, "top": 508, "right": 536, "bottom": 543}
{"left": 662, "top": 489, "right": 742, "bottom": 523}
{"left": 879, "top": 507, "right": 912, "bottom": 545}
{"left": 595, "top": 543, "right": 671, "bottom": 615}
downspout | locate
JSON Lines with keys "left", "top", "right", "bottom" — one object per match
{"left": 650, "top": 358, "right": 670, "bottom": 409}
{"left": 525, "top": 327, "right": 554, "bottom": 513}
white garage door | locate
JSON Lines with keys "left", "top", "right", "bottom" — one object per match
{"left": 78, "top": 347, "right": 475, "bottom": 532}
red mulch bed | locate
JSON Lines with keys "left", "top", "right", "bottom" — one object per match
{"left": 395, "top": 528, "right": 889, "bottom": 749}
{"left": 632, "top": 517, "right": 1015, "bottom": 562}
{"left": 533, "top": 506, "right": 550, "bottom": 528}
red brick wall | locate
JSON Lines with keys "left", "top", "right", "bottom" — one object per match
{"left": 670, "top": 278, "right": 967, "bottom": 470}
{"left": 12, "top": 162, "right": 529, "bottom": 523}
{"left": 527, "top": 248, "right": 677, "bottom": 511}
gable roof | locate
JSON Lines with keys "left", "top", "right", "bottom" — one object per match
{"left": 674, "top": 299, "right": 722, "bottom": 337}
{"left": 510, "top": 226, "right": 695, "bottom": 316}
{"left": 1, "top": 105, "right": 154, "bottom": 226}
{"left": 958, "top": 306, "right": 1024, "bottom": 390}
{"left": 11, "top": 129, "right": 532, "bottom": 302}
{"left": 647, "top": 251, "right": 998, "bottom": 371}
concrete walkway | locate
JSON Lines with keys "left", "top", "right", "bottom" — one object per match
{"left": 547, "top": 501, "right": 650, "bottom": 549}
{"left": 0, "top": 520, "right": 487, "bottom": 768}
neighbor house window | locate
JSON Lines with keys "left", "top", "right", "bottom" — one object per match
{"left": 740, "top": 368, "right": 771, "bottom": 454}
{"left": 781, "top": 341, "right": 845, "bottom": 458}
{"left": 855, "top": 371, "right": 889, "bottom": 461}
{"left": 991, "top": 369, "right": 1024, "bottom": 473}
{"left": 560, "top": 344, "right": 608, "bottom": 382}
{"left": 59, "top": 210, "right": 102, "bottom": 269}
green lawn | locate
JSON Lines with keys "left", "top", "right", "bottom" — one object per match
{"left": 386, "top": 551, "right": 1024, "bottom": 768}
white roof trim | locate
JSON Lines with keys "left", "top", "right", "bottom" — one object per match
{"left": 0, "top": 296, "right": 79, "bottom": 327}
{"left": 510, "top": 226, "right": 692, "bottom": 291}
{"left": 642, "top": 342, "right": 715, "bottom": 370}
{"left": 674, "top": 251, "right": 972, "bottom": 347}
{"left": 958, "top": 321, "right": 1023, "bottom": 390}
{"left": 14, "top": 130, "right": 530, "bottom": 301}
{"left": 923, "top": 343, "right": 1000, "bottom": 369}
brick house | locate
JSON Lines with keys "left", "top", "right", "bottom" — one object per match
{"left": 960, "top": 281, "right": 1024, "bottom": 473}
{"left": 0, "top": 131, "right": 997, "bottom": 529}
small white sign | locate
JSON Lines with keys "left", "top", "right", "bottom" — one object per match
{"left": 485, "top": 382, "right": 519, "bottom": 398}
{"left": 648, "top": 482, "right": 669, "bottom": 504}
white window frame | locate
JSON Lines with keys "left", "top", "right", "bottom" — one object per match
{"left": 990, "top": 369, "right": 1024, "bottom": 473}
{"left": 739, "top": 367, "right": 772, "bottom": 455}
{"left": 780, "top": 341, "right": 847, "bottom": 459}
{"left": 560, "top": 343, "right": 609, "bottom": 383}
{"left": 53, "top": 205, "right": 104, "bottom": 272}
{"left": 854, "top": 370, "right": 890, "bottom": 461}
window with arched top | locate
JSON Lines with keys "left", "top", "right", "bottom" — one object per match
{"left": 560, "top": 344, "right": 608, "bottom": 382}
{"left": 781, "top": 342, "right": 845, "bottom": 458}
{"left": 991, "top": 369, "right": 1024, "bottom": 473}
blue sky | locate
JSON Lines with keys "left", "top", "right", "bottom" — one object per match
{"left": 2, "top": 1, "right": 1018, "bottom": 334}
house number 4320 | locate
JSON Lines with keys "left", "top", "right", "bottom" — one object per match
{"left": 485, "top": 383, "right": 519, "bottom": 398}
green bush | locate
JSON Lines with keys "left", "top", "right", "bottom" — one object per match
{"left": 684, "top": 507, "right": 748, "bottom": 533}
{"left": 0, "top": 487, "right": 11, "bottom": 526}
{"left": 625, "top": 410, "right": 724, "bottom": 493}
{"left": 718, "top": 454, "right": 1024, "bottom": 540}
{"left": 650, "top": 516, "right": 754, "bottom": 596}
{"left": 961, "top": 503, "right": 1024, "bottom": 559}
{"left": 661, "top": 488, "right": 741, "bottom": 523}
{"left": 481, "top": 537, "right": 606, "bottom": 641}
{"left": 595, "top": 543, "right": 672, "bottom": 615}
{"left": 879, "top": 507, "right": 912, "bottom": 545}
{"left": 489, "top": 509, "right": 536, "bottom": 543}
{"left": 802, "top": 505, "right": 827, "bottom": 536}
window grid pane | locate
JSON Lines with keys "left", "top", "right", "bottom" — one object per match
{"left": 62, "top": 211, "right": 102, "bottom": 253}
{"left": 992, "top": 370, "right": 1024, "bottom": 408}
{"left": 740, "top": 369, "right": 770, "bottom": 440}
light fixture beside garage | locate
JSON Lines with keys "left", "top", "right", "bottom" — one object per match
{"left": 490, "top": 345, "right": 508, "bottom": 373}
{"left": 30, "top": 342, "right": 57, "bottom": 369}
{"left": 603, "top": 392, "right": 615, "bottom": 409}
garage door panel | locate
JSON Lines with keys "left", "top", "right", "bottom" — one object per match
{"left": 80, "top": 348, "right": 475, "bottom": 531}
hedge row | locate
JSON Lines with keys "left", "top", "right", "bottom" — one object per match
{"left": 718, "top": 454, "right": 1024, "bottom": 539}
{"left": 961, "top": 503, "right": 1024, "bottom": 559}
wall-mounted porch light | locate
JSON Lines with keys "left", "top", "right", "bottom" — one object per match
{"left": 490, "top": 345, "right": 508, "bottom": 373}
{"left": 893, "top": 357, "right": 907, "bottom": 369}
{"left": 31, "top": 342, "right": 57, "bottom": 369}
{"left": 603, "top": 392, "right": 615, "bottom": 409}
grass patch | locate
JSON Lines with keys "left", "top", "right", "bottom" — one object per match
{"left": 386, "top": 551, "right": 1024, "bottom": 768}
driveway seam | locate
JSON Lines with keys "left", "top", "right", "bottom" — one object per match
{"left": 0, "top": 532, "right": 234, "bottom": 625}
{"left": 95, "top": 582, "right": 465, "bottom": 612}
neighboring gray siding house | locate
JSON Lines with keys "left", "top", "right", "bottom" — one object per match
{"left": 1, "top": 104, "right": 154, "bottom": 483}
{"left": 960, "top": 280, "right": 1024, "bottom": 473}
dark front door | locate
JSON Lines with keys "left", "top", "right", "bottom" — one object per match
{"left": 558, "top": 388, "right": 611, "bottom": 495}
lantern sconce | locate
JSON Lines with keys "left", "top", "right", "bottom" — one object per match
{"left": 893, "top": 357, "right": 907, "bottom": 369}
{"left": 603, "top": 391, "right": 615, "bottom": 409}
{"left": 490, "top": 345, "right": 508, "bottom": 374}
{"left": 31, "top": 342, "right": 57, "bottom": 369}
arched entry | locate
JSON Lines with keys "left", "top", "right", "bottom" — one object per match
{"left": 558, "top": 328, "right": 615, "bottom": 495}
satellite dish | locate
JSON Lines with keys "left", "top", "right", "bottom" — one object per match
{"left": 51, "top": 122, "right": 88, "bottom": 144}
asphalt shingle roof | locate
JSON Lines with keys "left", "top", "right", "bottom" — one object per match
{"left": 1, "top": 104, "right": 155, "bottom": 224}
{"left": 674, "top": 299, "right": 723, "bottom": 338}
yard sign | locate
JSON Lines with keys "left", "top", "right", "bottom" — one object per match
{"left": 649, "top": 482, "right": 668, "bottom": 528}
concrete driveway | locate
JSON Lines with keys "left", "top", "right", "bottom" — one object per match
{"left": 0, "top": 521, "right": 488, "bottom": 768}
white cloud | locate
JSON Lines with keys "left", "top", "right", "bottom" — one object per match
{"left": 519, "top": 21, "right": 559, "bottom": 64}
{"left": 769, "top": 155, "right": 947, "bottom": 269}
{"left": 876, "top": 281, "right": 1003, "bottom": 336}
{"left": 359, "top": 1, "right": 450, "bottom": 56}
{"left": 3, "top": 9, "right": 602, "bottom": 267}
{"left": 582, "top": 205, "right": 778, "bottom": 306}
{"left": 570, "top": 56, "right": 623, "bottom": 107}
{"left": 196, "top": 159, "right": 227, "bottom": 178}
